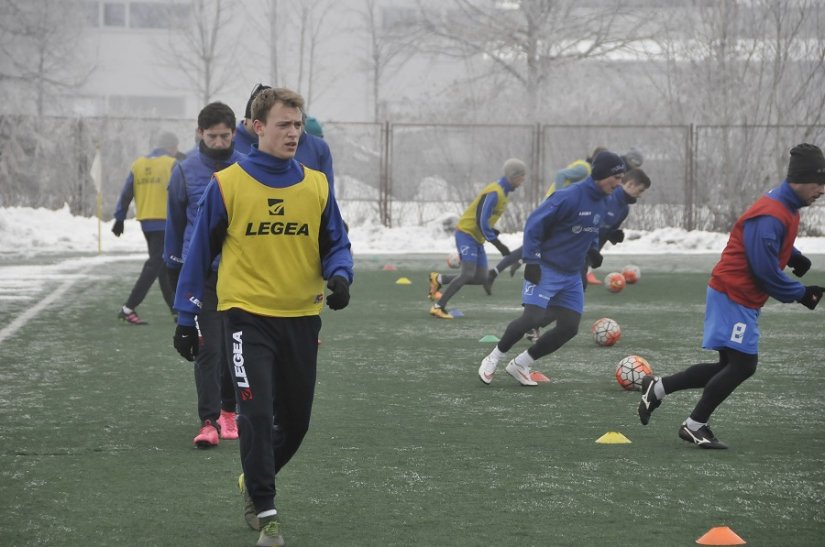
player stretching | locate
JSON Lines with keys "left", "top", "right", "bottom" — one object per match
{"left": 638, "top": 143, "right": 825, "bottom": 449}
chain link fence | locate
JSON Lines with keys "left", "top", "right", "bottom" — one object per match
{"left": 1, "top": 116, "right": 823, "bottom": 235}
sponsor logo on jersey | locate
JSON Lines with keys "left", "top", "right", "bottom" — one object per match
{"left": 267, "top": 198, "right": 285, "bottom": 215}
{"left": 245, "top": 221, "right": 310, "bottom": 236}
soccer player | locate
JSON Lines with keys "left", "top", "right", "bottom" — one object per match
{"left": 172, "top": 88, "right": 353, "bottom": 546}
{"left": 483, "top": 147, "right": 642, "bottom": 294}
{"left": 478, "top": 151, "right": 627, "bottom": 385}
{"left": 164, "top": 102, "right": 245, "bottom": 449}
{"left": 638, "top": 143, "right": 825, "bottom": 449}
{"left": 428, "top": 158, "right": 526, "bottom": 319}
{"left": 111, "top": 131, "right": 178, "bottom": 325}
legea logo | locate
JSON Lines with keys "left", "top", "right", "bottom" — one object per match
{"left": 268, "top": 198, "right": 285, "bottom": 216}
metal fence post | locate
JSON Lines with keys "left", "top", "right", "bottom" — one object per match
{"left": 685, "top": 123, "right": 695, "bottom": 231}
{"left": 380, "top": 120, "right": 391, "bottom": 228}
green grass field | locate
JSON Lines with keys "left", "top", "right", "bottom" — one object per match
{"left": 1, "top": 253, "right": 824, "bottom": 546}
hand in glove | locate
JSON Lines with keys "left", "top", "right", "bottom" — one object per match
{"left": 491, "top": 239, "right": 510, "bottom": 256}
{"left": 326, "top": 276, "right": 350, "bottom": 310}
{"left": 607, "top": 229, "right": 625, "bottom": 244}
{"left": 587, "top": 247, "right": 604, "bottom": 269}
{"left": 524, "top": 263, "right": 541, "bottom": 285}
{"left": 799, "top": 286, "right": 824, "bottom": 310}
{"left": 173, "top": 324, "right": 200, "bottom": 361}
{"left": 111, "top": 219, "right": 124, "bottom": 237}
{"left": 788, "top": 254, "right": 812, "bottom": 277}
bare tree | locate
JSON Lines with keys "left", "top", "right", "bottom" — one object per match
{"left": 0, "top": 0, "right": 95, "bottom": 115}
{"left": 354, "top": 0, "right": 421, "bottom": 122}
{"left": 414, "top": 0, "right": 653, "bottom": 122}
{"left": 649, "top": 0, "right": 825, "bottom": 230}
{"left": 162, "top": 0, "right": 240, "bottom": 105}
{"left": 287, "top": 0, "right": 335, "bottom": 111}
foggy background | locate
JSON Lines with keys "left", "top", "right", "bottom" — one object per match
{"left": 1, "top": 0, "right": 824, "bottom": 233}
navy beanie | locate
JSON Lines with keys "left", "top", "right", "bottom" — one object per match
{"left": 590, "top": 151, "right": 626, "bottom": 180}
{"left": 787, "top": 143, "right": 825, "bottom": 184}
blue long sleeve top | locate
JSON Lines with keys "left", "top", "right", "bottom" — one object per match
{"left": 742, "top": 181, "right": 807, "bottom": 303}
{"left": 164, "top": 145, "right": 246, "bottom": 271}
{"left": 174, "top": 147, "right": 353, "bottom": 327}
{"left": 113, "top": 147, "right": 172, "bottom": 232}
{"left": 599, "top": 186, "right": 631, "bottom": 246}
{"left": 233, "top": 121, "right": 258, "bottom": 155}
{"left": 296, "top": 132, "right": 335, "bottom": 191}
{"left": 477, "top": 177, "right": 514, "bottom": 241}
{"left": 522, "top": 177, "right": 610, "bottom": 273}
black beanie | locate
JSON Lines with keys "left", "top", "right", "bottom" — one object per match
{"left": 245, "top": 84, "right": 272, "bottom": 120}
{"left": 590, "top": 151, "right": 626, "bottom": 180}
{"left": 787, "top": 143, "right": 825, "bottom": 184}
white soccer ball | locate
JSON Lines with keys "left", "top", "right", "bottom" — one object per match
{"left": 592, "top": 317, "right": 621, "bottom": 347}
{"left": 615, "top": 355, "right": 653, "bottom": 391}
{"left": 446, "top": 251, "right": 461, "bottom": 269}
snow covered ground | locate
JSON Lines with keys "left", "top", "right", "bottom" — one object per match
{"left": 2, "top": 204, "right": 824, "bottom": 260}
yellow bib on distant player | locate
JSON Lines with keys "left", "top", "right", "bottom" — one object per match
{"left": 131, "top": 155, "right": 175, "bottom": 220}
{"left": 215, "top": 163, "right": 329, "bottom": 317}
{"left": 456, "top": 182, "right": 508, "bottom": 244}
{"left": 544, "top": 159, "right": 591, "bottom": 198}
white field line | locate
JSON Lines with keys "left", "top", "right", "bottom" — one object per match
{"left": 0, "top": 275, "right": 81, "bottom": 345}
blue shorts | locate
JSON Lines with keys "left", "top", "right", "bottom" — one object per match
{"left": 702, "top": 286, "right": 760, "bottom": 355}
{"left": 521, "top": 264, "right": 584, "bottom": 313}
{"left": 455, "top": 231, "right": 488, "bottom": 269}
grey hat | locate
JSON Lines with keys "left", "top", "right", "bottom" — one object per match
{"left": 622, "top": 147, "right": 644, "bottom": 168}
{"left": 503, "top": 158, "right": 527, "bottom": 181}
{"left": 787, "top": 143, "right": 825, "bottom": 184}
{"left": 156, "top": 131, "right": 179, "bottom": 150}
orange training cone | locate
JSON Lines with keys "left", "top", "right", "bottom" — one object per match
{"left": 696, "top": 526, "right": 746, "bottom": 545}
{"left": 586, "top": 270, "right": 602, "bottom": 285}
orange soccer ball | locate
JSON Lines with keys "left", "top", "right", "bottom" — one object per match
{"left": 615, "top": 355, "right": 653, "bottom": 391}
{"left": 604, "top": 272, "right": 626, "bottom": 293}
{"left": 622, "top": 265, "right": 641, "bottom": 284}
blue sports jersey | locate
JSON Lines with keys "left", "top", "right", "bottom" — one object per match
{"left": 522, "top": 177, "right": 609, "bottom": 273}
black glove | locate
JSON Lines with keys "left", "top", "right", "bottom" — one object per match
{"left": 587, "top": 248, "right": 604, "bottom": 269}
{"left": 607, "top": 229, "right": 625, "bottom": 244}
{"left": 799, "top": 286, "right": 824, "bottom": 310}
{"left": 491, "top": 239, "right": 510, "bottom": 256}
{"left": 524, "top": 263, "right": 541, "bottom": 285}
{"left": 788, "top": 254, "right": 812, "bottom": 277}
{"left": 326, "top": 276, "right": 350, "bottom": 310}
{"left": 173, "top": 325, "right": 200, "bottom": 361}
{"left": 509, "top": 260, "right": 523, "bottom": 276}
{"left": 167, "top": 267, "right": 181, "bottom": 290}
{"left": 111, "top": 219, "right": 124, "bottom": 237}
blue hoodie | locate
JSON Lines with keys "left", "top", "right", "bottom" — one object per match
{"left": 522, "top": 177, "right": 611, "bottom": 273}
{"left": 164, "top": 144, "right": 246, "bottom": 271}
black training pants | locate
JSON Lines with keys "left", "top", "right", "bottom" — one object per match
{"left": 194, "top": 271, "right": 236, "bottom": 425}
{"left": 225, "top": 308, "right": 321, "bottom": 514}
{"left": 124, "top": 230, "right": 174, "bottom": 311}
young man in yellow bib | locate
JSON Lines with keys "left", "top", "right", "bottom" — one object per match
{"left": 172, "top": 88, "right": 353, "bottom": 547}
{"left": 112, "top": 131, "right": 179, "bottom": 324}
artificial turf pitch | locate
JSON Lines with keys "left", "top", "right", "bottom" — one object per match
{"left": 0, "top": 253, "right": 823, "bottom": 546}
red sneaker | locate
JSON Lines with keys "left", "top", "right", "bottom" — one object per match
{"left": 218, "top": 410, "right": 239, "bottom": 440}
{"left": 118, "top": 308, "right": 147, "bottom": 325}
{"left": 193, "top": 420, "right": 219, "bottom": 448}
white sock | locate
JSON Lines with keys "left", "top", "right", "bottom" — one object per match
{"left": 489, "top": 346, "right": 506, "bottom": 363}
{"left": 122, "top": 306, "right": 133, "bottom": 314}
{"left": 436, "top": 273, "right": 442, "bottom": 284}
{"left": 514, "top": 351, "right": 535, "bottom": 369}
{"left": 685, "top": 417, "right": 705, "bottom": 431}
{"left": 653, "top": 380, "right": 666, "bottom": 400}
